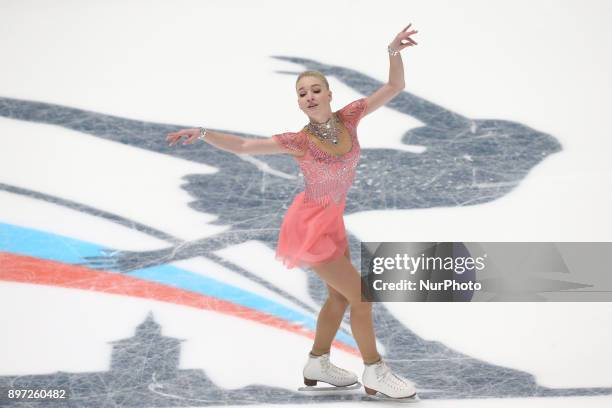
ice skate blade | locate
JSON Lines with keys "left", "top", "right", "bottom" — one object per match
{"left": 365, "top": 390, "right": 419, "bottom": 403}
{"left": 297, "top": 381, "right": 362, "bottom": 393}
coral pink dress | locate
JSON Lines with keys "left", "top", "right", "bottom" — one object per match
{"left": 272, "top": 98, "right": 368, "bottom": 269}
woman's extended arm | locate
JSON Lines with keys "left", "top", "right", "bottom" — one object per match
{"left": 166, "top": 128, "right": 293, "bottom": 156}
{"left": 363, "top": 23, "right": 418, "bottom": 117}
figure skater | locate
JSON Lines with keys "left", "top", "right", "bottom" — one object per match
{"left": 166, "top": 24, "right": 419, "bottom": 401}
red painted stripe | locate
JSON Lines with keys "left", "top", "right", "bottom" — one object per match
{"left": 0, "top": 251, "right": 359, "bottom": 356}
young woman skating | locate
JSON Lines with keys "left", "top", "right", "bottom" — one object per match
{"left": 167, "top": 24, "right": 419, "bottom": 401}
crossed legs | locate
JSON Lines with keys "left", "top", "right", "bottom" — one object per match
{"left": 310, "top": 246, "right": 381, "bottom": 364}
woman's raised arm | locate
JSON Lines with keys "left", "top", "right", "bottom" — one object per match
{"left": 363, "top": 23, "right": 418, "bottom": 117}
{"left": 166, "top": 128, "right": 295, "bottom": 156}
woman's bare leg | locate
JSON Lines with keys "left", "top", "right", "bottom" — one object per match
{"left": 310, "top": 246, "right": 351, "bottom": 356}
{"left": 310, "top": 284, "right": 349, "bottom": 356}
{"left": 310, "top": 248, "right": 381, "bottom": 364}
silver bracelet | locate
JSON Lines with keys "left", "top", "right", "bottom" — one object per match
{"left": 198, "top": 127, "right": 208, "bottom": 142}
{"left": 387, "top": 45, "right": 400, "bottom": 56}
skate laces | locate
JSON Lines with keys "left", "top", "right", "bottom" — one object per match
{"left": 318, "top": 354, "right": 352, "bottom": 379}
{"left": 374, "top": 360, "right": 412, "bottom": 391}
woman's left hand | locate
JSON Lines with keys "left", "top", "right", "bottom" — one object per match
{"left": 389, "top": 23, "right": 418, "bottom": 51}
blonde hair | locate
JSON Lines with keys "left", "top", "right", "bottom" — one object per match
{"left": 296, "top": 70, "right": 330, "bottom": 91}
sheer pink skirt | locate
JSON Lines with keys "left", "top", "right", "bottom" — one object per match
{"left": 275, "top": 191, "right": 349, "bottom": 269}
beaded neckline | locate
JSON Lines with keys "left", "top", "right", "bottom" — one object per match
{"left": 302, "top": 113, "right": 354, "bottom": 158}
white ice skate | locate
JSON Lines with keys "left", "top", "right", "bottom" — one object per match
{"left": 298, "top": 352, "right": 361, "bottom": 392}
{"left": 362, "top": 359, "right": 418, "bottom": 402}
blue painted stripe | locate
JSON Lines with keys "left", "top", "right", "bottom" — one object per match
{"left": 0, "top": 222, "right": 356, "bottom": 347}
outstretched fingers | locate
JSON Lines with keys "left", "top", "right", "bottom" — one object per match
{"left": 395, "top": 23, "right": 418, "bottom": 48}
{"left": 184, "top": 131, "right": 198, "bottom": 144}
{"left": 400, "top": 27, "right": 418, "bottom": 46}
{"left": 166, "top": 130, "right": 187, "bottom": 146}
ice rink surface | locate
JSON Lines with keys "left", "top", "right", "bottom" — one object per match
{"left": 1, "top": 0, "right": 611, "bottom": 406}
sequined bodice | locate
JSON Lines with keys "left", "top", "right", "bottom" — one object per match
{"left": 273, "top": 98, "right": 367, "bottom": 207}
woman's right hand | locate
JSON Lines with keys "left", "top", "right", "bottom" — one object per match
{"left": 166, "top": 128, "right": 200, "bottom": 146}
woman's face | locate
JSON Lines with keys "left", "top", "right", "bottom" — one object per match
{"left": 296, "top": 76, "right": 332, "bottom": 119}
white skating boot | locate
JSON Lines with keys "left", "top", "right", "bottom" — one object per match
{"left": 301, "top": 352, "right": 359, "bottom": 390}
{"left": 362, "top": 359, "right": 418, "bottom": 400}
